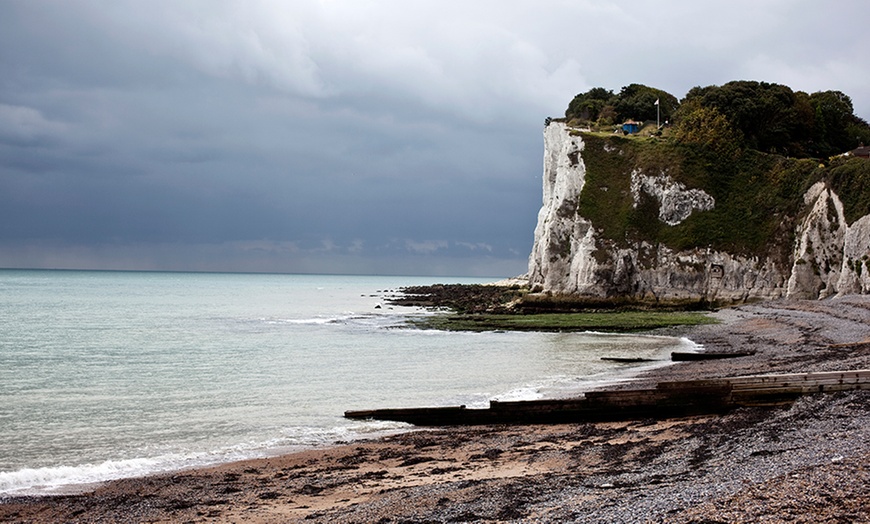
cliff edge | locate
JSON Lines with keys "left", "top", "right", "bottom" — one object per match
{"left": 527, "top": 122, "right": 870, "bottom": 304}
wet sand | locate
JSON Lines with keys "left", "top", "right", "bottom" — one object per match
{"left": 2, "top": 296, "right": 870, "bottom": 523}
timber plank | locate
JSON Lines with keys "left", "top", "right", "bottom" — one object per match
{"left": 671, "top": 351, "right": 755, "bottom": 361}
{"left": 344, "top": 369, "right": 870, "bottom": 426}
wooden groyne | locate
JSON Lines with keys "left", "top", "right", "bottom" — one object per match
{"left": 601, "top": 351, "right": 755, "bottom": 363}
{"left": 670, "top": 350, "right": 756, "bottom": 361}
{"left": 661, "top": 369, "right": 870, "bottom": 406}
{"left": 344, "top": 369, "right": 870, "bottom": 426}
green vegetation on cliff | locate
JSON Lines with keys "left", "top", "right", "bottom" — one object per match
{"left": 567, "top": 80, "right": 870, "bottom": 264}
{"left": 679, "top": 82, "right": 870, "bottom": 158}
{"left": 566, "top": 84, "right": 680, "bottom": 126}
{"left": 566, "top": 81, "right": 870, "bottom": 158}
{"left": 578, "top": 134, "right": 829, "bottom": 263}
{"left": 827, "top": 157, "right": 870, "bottom": 224}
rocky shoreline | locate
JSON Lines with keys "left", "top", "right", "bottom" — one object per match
{"left": 2, "top": 296, "right": 870, "bottom": 523}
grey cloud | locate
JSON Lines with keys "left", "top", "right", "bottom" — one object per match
{"left": 1, "top": 1, "right": 868, "bottom": 276}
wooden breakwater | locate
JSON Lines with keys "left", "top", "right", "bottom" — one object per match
{"left": 669, "top": 350, "right": 756, "bottom": 361}
{"left": 344, "top": 369, "right": 870, "bottom": 426}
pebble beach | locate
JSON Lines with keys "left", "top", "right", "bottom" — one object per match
{"left": 2, "top": 296, "right": 869, "bottom": 523}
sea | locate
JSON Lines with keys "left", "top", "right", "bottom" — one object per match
{"left": 0, "top": 269, "right": 698, "bottom": 496}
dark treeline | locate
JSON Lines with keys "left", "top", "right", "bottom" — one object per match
{"left": 565, "top": 81, "right": 870, "bottom": 159}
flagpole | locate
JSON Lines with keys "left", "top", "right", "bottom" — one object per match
{"left": 656, "top": 98, "right": 660, "bottom": 129}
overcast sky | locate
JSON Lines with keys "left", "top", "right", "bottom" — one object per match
{"left": 2, "top": 1, "right": 868, "bottom": 277}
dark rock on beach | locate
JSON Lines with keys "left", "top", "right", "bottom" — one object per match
{"left": 386, "top": 283, "right": 526, "bottom": 313}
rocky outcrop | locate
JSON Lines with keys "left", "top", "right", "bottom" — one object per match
{"left": 527, "top": 122, "right": 870, "bottom": 303}
{"left": 630, "top": 169, "right": 715, "bottom": 226}
{"left": 790, "top": 182, "right": 870, "bottom": 298}
{"left": 528, "top": 124, "right": 600, "bottom": 295}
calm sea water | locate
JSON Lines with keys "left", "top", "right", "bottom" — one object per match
{"left": 0, "top": 270, "right": 696, "bottom": 496}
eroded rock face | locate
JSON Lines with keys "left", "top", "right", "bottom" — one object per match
{"left": 630, "top": 169, "right": 715, "bottom": 226}
{"left": 526, "top": 123, "right": 869, "bottom": 302}
{"left": 786, "top": 182, "right": 846, "bottom": 299}
{"left": 790, "top": 182, "right": 870, "bottom": 297}
{"left": 527, "top": 124, "right": 600, "bottom": 294}
{"left": 837, "top": 215, "right": 870, "bottom": 294}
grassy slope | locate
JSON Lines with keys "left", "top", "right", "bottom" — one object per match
{"left": 578, "top": 133, "right": 828, "bottom": 264}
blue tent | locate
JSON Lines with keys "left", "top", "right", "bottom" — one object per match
{"left": 622, "top": 120, "right": 641, "bottom": 134}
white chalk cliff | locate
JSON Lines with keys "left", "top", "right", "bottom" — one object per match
{"left": 527, "top": 122, "right": 870, "bottom": 302}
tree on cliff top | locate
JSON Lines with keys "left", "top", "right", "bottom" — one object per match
{"left": 614, "top": 84, "right": 679, "bottom": 124}
{"left": 565, "top": 84, "right": 678, "bottom": 126}
{"left": 565, "top": 87, "right": 615, "bottom": 124}
{"left": 809, "top": 90, "right": 870, "bottom": 157}
{"left": 671, "top": 102, "right": 743, "bottom": 160}
{"left": 681, "top": 81, "right": 870, "bottom": 158}
{"left": 682, "top": 81, "right": 808, "bottom": 156}
{"left": 567, "top": 81, "right": 870, "bottom": 159}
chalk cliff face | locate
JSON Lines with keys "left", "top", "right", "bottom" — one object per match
{"left": 528, "top": 123, "right": 598, "bottom": 295}
{"left": 527, "top": 122, "right": 870, "bottom": 302}
{"left": 788, "top": 182, "right": 870, "bottom": 298}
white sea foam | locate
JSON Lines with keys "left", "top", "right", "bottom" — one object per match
{"left": 0, "top": 456, "right": 181, "bottom": 496}
{"left": 0, "top": 420, "right": 412, "bottom": 497}
{"left": 276, "top": 316, "right": 347, "bottom": 325}
{"left": 490, "top": 384, "right": 546, "bottom": 403}
{"left": 260, "top": 312, "right": 410, "bottom": 328}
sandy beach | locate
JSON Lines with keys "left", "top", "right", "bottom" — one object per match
{"left": 2, "top": 296, "right": 869, "bottom": 523}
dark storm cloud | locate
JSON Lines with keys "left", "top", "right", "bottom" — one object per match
{"left": 1, "top": 0, "right": 868, "bottom": 276}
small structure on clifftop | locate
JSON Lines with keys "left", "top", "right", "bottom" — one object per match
{"left": 847, "top": 144, "right": 870, "bottom": 159}
{"left": 621, "top": 120, "right": 641, "bottom": 134}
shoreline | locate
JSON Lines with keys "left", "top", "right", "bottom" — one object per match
{"left": 3, "top": 296, "right": 870, "bottom": 522}
{"left": 0, "top": 328, "right": 694, "bottom": 499}
{"left": 0, "top": 337, "right": 690, "bottom": 501}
